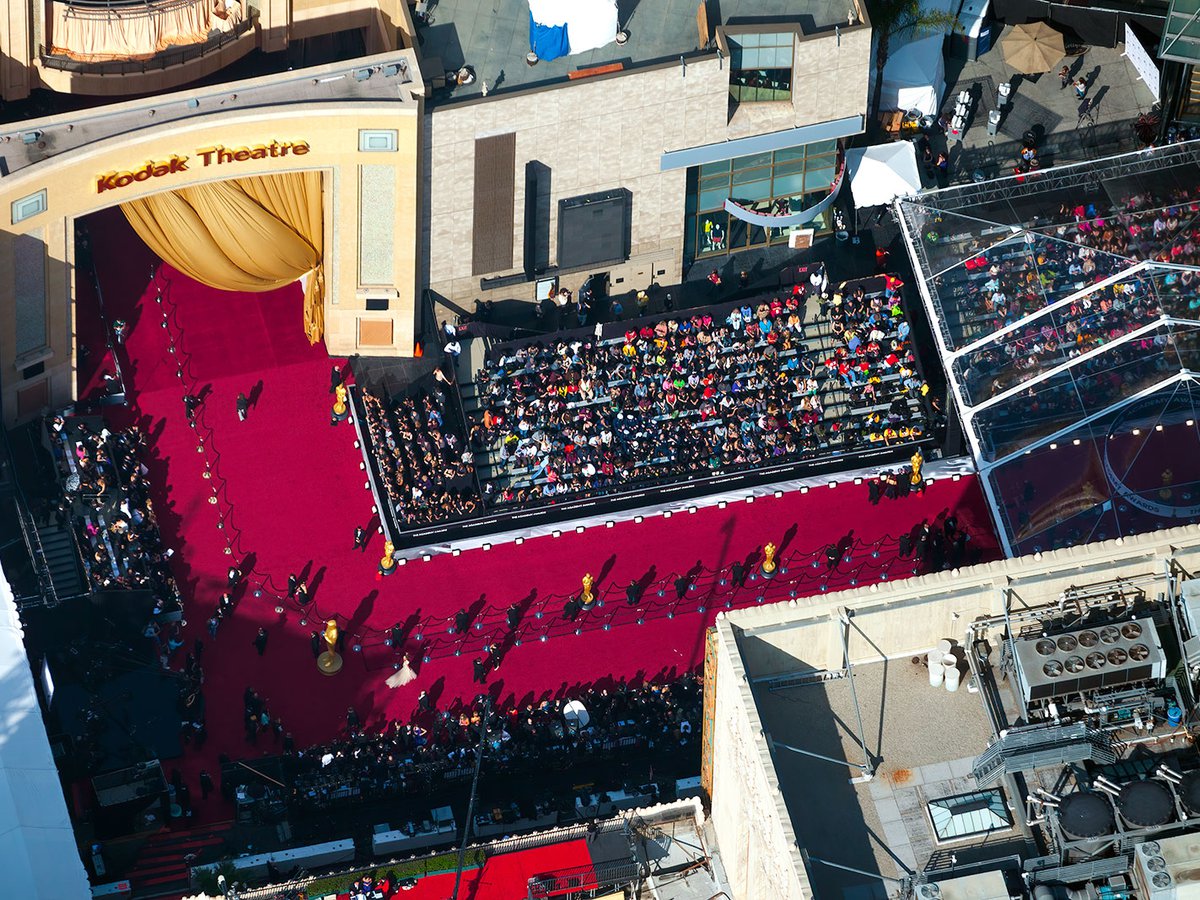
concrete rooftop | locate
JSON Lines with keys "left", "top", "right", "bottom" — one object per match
{"left": 753, "top": 654, "right": 1020, "bottom": 899}
{"left": 0, "top": 51, "right": 418, "bottom": 177}
{"left": 416, "top": 0, "right": 848, "bottom": 103}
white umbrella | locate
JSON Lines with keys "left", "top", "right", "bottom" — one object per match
{"left": 563, "top": 699, "right": 590, "bottom": 728}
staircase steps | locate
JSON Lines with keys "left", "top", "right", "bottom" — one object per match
{"left": 35, "top": 523, "right": 86, "bottom": 598}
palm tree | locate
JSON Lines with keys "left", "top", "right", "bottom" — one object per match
{"left": 864, "top": 0, "right": 958, "bottom": 125}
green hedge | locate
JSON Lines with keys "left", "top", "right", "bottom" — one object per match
{"left": 303, "top": 849, "right": 485, "bottom": 897}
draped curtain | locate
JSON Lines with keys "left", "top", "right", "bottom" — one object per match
{"left": 50, "top": 0, "right": 245, "bottom": 61}
{"left": 121, "top": 170, "right": 325, "bottom": 344}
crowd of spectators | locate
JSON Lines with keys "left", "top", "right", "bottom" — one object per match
{"left": 465, "top": 274, "right": 929, "bottom": 510}
{"left": 359, "top": 384, "right": 480, "bottom": 527}
{"left": 934, "top": 183, "right": 1200, "bottom": 408}
{"left": 277, "top": 674, "right": 702, "bottom": 813}
{"left": 46, "top": 416, "right": 181, "bottom": 606}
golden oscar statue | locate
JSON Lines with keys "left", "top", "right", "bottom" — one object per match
{"left": 331, "top": 383, "right": 350, "bottom": 424}
{"left": 910, "top": 448, "right": 924, "bottom": 486}
{"left": 579, "top": 572, "right": 595, "bottom": 610}
{"left": 318, "top": 618, "right": 344, "bottom": 675}
{"left": 379, "top": 539, "right": 397, "bottom": 576}
{"left": 761, "top": 542, "right": 778, "bottom": 578}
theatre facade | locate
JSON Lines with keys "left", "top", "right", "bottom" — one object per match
{"left": 0, "top": 0, "right": 871, "bottom": 425}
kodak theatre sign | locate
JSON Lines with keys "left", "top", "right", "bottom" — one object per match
{"left": 96, "top": 140, "right": 310, "bottom": 194}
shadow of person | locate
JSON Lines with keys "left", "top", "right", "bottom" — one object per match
{"left": 248, "top": 379, "right": 264, "bottom": 409}
{"left": 778, "top": 521, "right": 799, "bottom": 555}
{"left": 348, "top": 589, "right": 378, "bottom": 634}
{"left": 596, "top": 553, "right": 617, "bottom": 586}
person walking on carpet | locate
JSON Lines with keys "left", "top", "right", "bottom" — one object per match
{"left": 386, "top": 653, "right": 417, "bottom": 688}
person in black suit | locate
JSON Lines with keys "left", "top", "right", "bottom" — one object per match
{"left": 330, "top": 364, "right": 342, "bottom": 394}
{"left": 626, "top": 581, "right": 642, "bottom": 607}
{"left": 454, "top": 609, "right": 470, "bottom": 633}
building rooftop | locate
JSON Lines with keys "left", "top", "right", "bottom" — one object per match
{"left": 751, "top": 653, "right": 1016, "bottom": 899}
{"left": 415, "top": 0, "right": 850, "bottom": 103}
{"left": 0, "top": 50, "right": 419, "bottom": 177}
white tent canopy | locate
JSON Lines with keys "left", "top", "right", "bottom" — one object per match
{"left": 528, "top": 0, "right": 619, "bottom": 55}
{"left": 880, "top": 33, "right": 947, "bottom": 115}
{"left": 0, "top": 564, "right": 91, "bottom": 899}
{"left": 845, "top": 142, "right": 923, "bottom": 208}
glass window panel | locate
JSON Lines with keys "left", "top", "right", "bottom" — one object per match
{"left": 733, "top": 152, "right": 773, "bottom": 171}
{"left": 807, "top": 139, "right": 838, "bottom": 156}
{"left": 730, "top": 179, "right": 771, "bottom": 203}
{"left": 772, "top": 172, "right": 806, "bottom": 196}
{"left": 700, "top": 161, "right": 730, "bottom": 177}
{"left": 773, "top": 146, "right": 808, "bottom": 162}
{"left": 697, "top": 211, "right": 729, "bottom": 255}
{"left": 728, "top": 214, "right": 748, "bottom": 250}
{"left": 733, "top": 167, "right": 772, "bottom": 186}
{"left": 698, "top": 185, "right": 729, "bottom": 210}
{"left": 805, "top": 166, "right": 835, "bottom": 191}
{"left": 748, "top": 223, "right": 768, "bottom": 246}
{"left": 773, "top": 160, "right": 805, "bottom": 177}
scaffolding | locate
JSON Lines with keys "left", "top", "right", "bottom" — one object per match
{"left": 896, "top": 141, "right": 1200, "bottom": 557}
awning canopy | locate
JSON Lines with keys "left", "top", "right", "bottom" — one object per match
{"left": 844, "top": 142, "right": 922, "bottom": 209}
{"left": 0, "top": 564, "right": 92, "bottom": 899}
{"left": 880, "top": 33, "right": 946, "bottom": 116}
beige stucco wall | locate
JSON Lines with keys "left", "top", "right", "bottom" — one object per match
{"left": 425, "top": 25, "right": 871, "bottom": 308}
{"left": 0, "top": 95, "right": 421, "bottom": 425}
{"left": 709, "top": 520, "right": 1200, "bottom": 898}
{"left": 710, "top": 619, "right": 810, "bottom": 900}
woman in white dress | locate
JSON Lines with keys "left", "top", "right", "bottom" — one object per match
{"left": 386, "top": 653, "right": 417, "bottom": 688}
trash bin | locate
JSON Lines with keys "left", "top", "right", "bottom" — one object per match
{"left": 987, "top": 109, "right": 1001, "bottom": 136}
{"left": 997, "top": 81, "right": 1012, "bottom": 108}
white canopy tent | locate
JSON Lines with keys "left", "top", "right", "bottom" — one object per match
{"left": 0, "top": 564, "right": 91, "bottom": 899}
{"left": 528, "top": 0, "right": 619, "bottom": 56}
{"left": 845, "top": 142, "right": 923, "bottom": 208}
{"left": 880, "top": 33, "right": 947, "bottom": 115}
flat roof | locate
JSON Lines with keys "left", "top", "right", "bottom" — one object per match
{"left": 751, "top": 655, "right": 1018, "bottom": 898}
{"left": 417, "top": 0, "right": 848, "bottom": 103}
{"left": 0, "top": 51, "right": 419, "bottom": 177}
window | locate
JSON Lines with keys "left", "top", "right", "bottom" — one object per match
{"left": 11, "top": 189, "right": 47, "bottom": 224}
{"left": 728, "top": 33, "right": 794, "bottom": 103}
{"left": 686, "top": 141, "right": 842, "bottom": 259}
{"left": 358, "top": 130, "right": 398, "bottom": 152}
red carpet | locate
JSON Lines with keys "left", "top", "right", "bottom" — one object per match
{"left": 79, "top": 208, "right": 1000, "bottom": 840}
{"left": 318, "top": 838, "right": 593, "bottom": 900}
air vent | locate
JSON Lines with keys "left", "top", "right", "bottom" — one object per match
{"left": 1153, "top": 873, "right": 1173, "bottom": 889}
{"left": 1148, "top": 857, "right": 1168, "bottom": 872}
{"left": 1012, "top": 617, "right": 1166, "bottom": 703}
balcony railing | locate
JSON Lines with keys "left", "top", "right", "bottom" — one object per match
{"left": 40, "top": 13, "right": 255, "bottom": 75}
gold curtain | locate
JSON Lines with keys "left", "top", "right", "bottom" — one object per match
{"left": 122, "top": 170, "right": 325, "bottom": 343}
{"left": 50, "top": 0, "right": 244, "bottom": 61}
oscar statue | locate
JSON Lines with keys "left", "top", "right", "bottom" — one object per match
{"left": 761, "top": 542, "right": 778, "bottom": 579}
{"left": 909, "top": 448, "right": 924, "bottom": 486}
{"left": 331, "top": 383, "right": 350, "bottom": 425}
{"left": 317, "top": 618, "right": 344, "bottom": 675}
{"left": 379, "top": 539, "right": 397, "bottom": 576}
{"left": 579, "top": 572, "right": 595, "bottom": 610}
